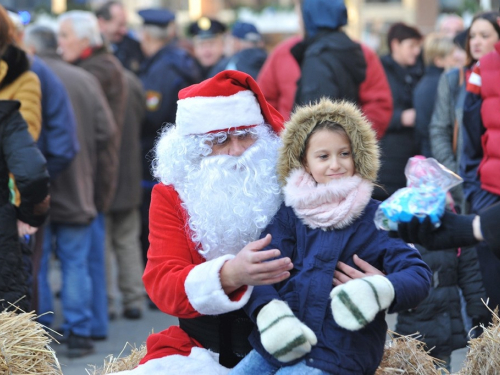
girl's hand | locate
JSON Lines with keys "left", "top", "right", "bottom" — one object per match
{"left": 17, "top": 220, "right": 38, "bottom": 237}
{"left": 333, "top": 254, "right": 385, "bottom": 286}
{"left": 220, "top": 234, "right": 293, "bottom": 294}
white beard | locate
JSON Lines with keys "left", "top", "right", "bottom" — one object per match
{"left": 153, "top": 125, "right": 283, "bottom": 260}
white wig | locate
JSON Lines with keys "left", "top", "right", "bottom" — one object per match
{"left": 58, "top": 10, "right": 103, "bottom": 47}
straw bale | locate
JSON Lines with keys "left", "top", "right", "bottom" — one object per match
{"left": 458, "top": 306, "right": 500, "bottom": 375}
{"left": 376, "top": 331, "right": 446, "bottom": 375}
{"left": 86, "top": 343, "right": 147, "bottom": 375}
{"left": 0, "top": 307, "right": 62, "bottom": 375}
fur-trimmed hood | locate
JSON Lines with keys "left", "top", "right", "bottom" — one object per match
{"left": 277, "top": 99, "right": 380, "bottom": 185}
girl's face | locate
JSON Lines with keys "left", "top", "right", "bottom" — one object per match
{"left": 469, "top": 19, "right": 500, "bottom": 61}
{"left": 304, "top": 129, "right": 355, "bottom": 184}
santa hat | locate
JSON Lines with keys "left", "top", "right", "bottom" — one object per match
{"left": 176, "top": 70, "right": 284, "bottom": 136}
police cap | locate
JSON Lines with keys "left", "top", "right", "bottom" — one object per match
{"left": 231, "top": 21, "right": 261, "bottom": 42}
{"left": 138, "top": 8, "right": 175, "bottom": 27}
{"left": 188, "top": 17, "right": 227, "bottom": 39}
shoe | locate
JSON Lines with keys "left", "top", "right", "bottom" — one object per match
{"left": 109, "top": 311, "right": 118, "bottom": 321}
{"left": 123, "top": 307, "right": 142, "bottom": 320}
{"left": 67, "top": 333, "right": 95, "bottom": 358}
{"left": 43, "top": 326, "right": 67, "bottom": 344}
{"left": 147, "top": 297, "right": 159, "bottom": 311}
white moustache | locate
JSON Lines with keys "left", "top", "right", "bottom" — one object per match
{"left": 199, "top": 141, "right": 263, "bottom": 171}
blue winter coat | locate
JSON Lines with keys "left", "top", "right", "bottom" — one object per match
{"left": 245, "top": 200, "right": 432, "bottom": 375}
{"left": 31, "top": 56, "right": 79, "bottom": 180}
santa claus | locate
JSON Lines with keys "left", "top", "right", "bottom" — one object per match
{"left": 113, "top": 71, "right": 293, "bottom": 374}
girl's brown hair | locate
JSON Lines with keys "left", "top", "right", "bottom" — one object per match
{"left": 465, "top": 11, "right": 500, "bottom": 67}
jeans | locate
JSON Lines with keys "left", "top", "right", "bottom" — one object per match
{"left": 38, "top": 222, "right": 92, "bottom": 336}
{"left": 89, "top": 213, "right": 108, "bottom": 337}
{"left": 229, "top": 350, "right": 332, "bottom": 375}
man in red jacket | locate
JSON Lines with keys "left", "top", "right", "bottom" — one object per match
{"left": 120, "top": 71, "right": 292, "bottom": 375}
{"left": 258, "top": 0, "right": 392, "bottom": 138}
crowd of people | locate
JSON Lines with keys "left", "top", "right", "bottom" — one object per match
{"left": 0, "top": 0, "right": 499, "bottom": 373}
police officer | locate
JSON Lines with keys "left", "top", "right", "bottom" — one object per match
{"left": 210, "top": 21, "right": 267, "bottom": 79}
{"left": 188, "top": 17, "right": 227, "bottom": 79}
{"left": 137, "top": 8, "right": 201, "bottom": 269}
{"left": 96, "top": 1, "right": 144, "bottom": 74}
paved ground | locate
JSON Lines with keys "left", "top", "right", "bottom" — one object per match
{"left": 50, "top": 312, "right": 468, "bottom": 374}
{"left": 45, "top": 258, "right": 468, "bottom": 374}
{"left": 52, "top": 306, "right": 175, "bottom": 375}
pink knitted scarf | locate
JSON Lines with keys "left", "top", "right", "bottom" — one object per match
{"left": 283, "top": 168, "right": 373, "bottom": 230}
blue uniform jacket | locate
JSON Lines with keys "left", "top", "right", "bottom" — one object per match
{"left": 31, "top": 56, "right": 79, "bottom": 180}
{"left": 139, "top": 43, "right": 201, "bottom": 181}
{"left": 245, "top": 200, "right": 432, "bottom": 375}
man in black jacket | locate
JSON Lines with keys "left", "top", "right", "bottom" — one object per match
{"left": 293, "top": 0, "right": 366, "bottom": 106}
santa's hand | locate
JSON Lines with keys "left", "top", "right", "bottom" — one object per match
{"left": 330, "top": 275, "right": 394, "bottom": 331}
{"left": 220, "top": 234, "right": 293, "bottom": 294}
{"left": 257, "top": 299, "right": 317, "bottom": 362}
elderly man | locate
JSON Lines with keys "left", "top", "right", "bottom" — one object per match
{"left": 23, "top": 24, "right": 117, "bottom": 357}
{"left": 57, "top": 10, "right": 125, "bottom": 342}
{"left": 95, "top": 1, "right": 144, "bottom": 73}
{"left": 111, "top": 71, "right": 292, "bottom": 375}
{"left": 136, "top": 8, "right": 201, "bottom": 271}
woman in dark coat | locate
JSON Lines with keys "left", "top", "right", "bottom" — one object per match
{"left": 375, "top": 22, "right": 423, "bottom": 200}
{"left": 0, "top": 100, "right": 49, "bottom": 311}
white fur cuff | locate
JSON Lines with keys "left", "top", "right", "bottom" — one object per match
{"left": 184, "top": 255, "right": 253, "bottom": 315}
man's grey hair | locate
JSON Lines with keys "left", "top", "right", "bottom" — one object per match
{"left": 142, "top": 22, "right": 175, "bottom": 43}
{"left": 58, "top": 10, "right": 103, "bottom": 47}
{"left": 24, "top": 25, "right": 58, "bottom": 54}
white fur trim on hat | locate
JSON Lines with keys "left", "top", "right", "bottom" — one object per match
{"left": 176, "top": 90, "right": 264, "bottom": 135}
{"left": 110, "top": 347, "right": 230, "bottom": 375}
{"left": 184, "top": 254, "right": 253, "bottom": 315}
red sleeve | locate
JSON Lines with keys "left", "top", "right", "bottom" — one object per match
{"left": 143, "top": 184, "right": 204, "bottom": 319}
{"left": 358, "top": 44, "right": 393, "bottom": 139}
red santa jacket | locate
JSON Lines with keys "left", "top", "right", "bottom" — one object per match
{"left": 140, "top": 183, "right": 252, "bottom": 364}
{"left": 258, "top": 37, "right": 392, "bottom": 138}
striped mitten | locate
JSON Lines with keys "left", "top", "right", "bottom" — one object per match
{"left": 330, "top": 275, "right": 395, "bottom": 331}
{"left": 257, "top": 299, "right": 317, "bottom": 363}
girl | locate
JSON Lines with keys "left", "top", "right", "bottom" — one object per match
{"left": 230, "top": 99, "right": 432, "bottom": 375}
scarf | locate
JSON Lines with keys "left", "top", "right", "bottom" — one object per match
{"left": 283, "top": 168, "right": 373, "bottom": 230}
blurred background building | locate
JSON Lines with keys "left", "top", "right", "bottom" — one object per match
{"left": 1, "top": 0, "right": 499, "bottom": 53}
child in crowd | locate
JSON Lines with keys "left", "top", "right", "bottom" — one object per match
{"left": 230, "top": 99, "right": 432, "bottom": 375}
